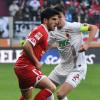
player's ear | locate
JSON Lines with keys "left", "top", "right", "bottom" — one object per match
{"left": 43, "top": 18, "right": 48, "bottom": 24}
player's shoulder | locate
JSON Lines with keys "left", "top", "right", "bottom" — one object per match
{"left": 26, "top": 25, "right": 42, "bottom": 38}
{"left": 32, "top": 24, "right": 43, "bottom": 32}
{"left": 29, "top": 24, "right": 45, "bottom": 35}
{"left": 66, "top": 21, "right": 81, "bottom": 27}
{"left": 65, "top": 21, "right": 82, "bottom": 32}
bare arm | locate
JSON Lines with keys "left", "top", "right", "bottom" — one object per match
{"left": 88, "top": 43, "right": 100, "bottom": 48}
{"left": 86, "top": 24, "right": 98, "bottom": 43}
{"left": 23, "top": 40, "right": 43, "bottom": 70}
{"left": 79, "top": 24, "right": 98, "bottom": 52}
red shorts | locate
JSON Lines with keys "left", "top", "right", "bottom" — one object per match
{"left": 14, "top": 65, "right": 46, "bottom": 89}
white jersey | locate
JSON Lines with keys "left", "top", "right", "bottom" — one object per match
{"left": 49, "top": 21, "right": 87, "bottom": 76}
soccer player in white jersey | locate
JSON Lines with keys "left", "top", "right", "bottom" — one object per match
{"left": 34, "top": 5, "right": 98, "bottom": 100}
{"left": 47, "top": 5, "right": 98, "bottom": 100}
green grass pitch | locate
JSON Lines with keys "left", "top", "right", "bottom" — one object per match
{"left": 0, "top": 64, "right": 100, "bottom": 100}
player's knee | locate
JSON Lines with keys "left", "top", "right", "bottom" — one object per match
{"left": 50, "top": 84, "right": 56, "bottom": 92}
{"left": 57, "top": 91, "right": 65, "bottom": 100}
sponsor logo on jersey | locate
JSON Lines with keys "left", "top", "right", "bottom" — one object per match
{"left": 30, "top": 38, "right": 36, "bottom": 45}
{"left": 35, "top": 32, "right": 43, "bottom": 40}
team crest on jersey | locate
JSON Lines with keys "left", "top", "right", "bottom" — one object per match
{"left": 35, "top": 32, "right": 43, "bottom": 40}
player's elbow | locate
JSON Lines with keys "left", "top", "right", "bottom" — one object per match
{"left": 89, "top": 24, "right": 98, "bottom": 32}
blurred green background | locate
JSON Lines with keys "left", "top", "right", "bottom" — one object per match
{"left": 0, "top": 64, "right": 100, "bottom": 100}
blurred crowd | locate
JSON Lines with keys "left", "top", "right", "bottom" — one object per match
{"left": 0, "top": 0, "right": 100, "bottom": 46}
{"left": 0, "top": 0, "right": 99, "bottom": 25}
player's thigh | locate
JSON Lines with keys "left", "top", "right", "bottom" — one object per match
{"left": 36, "top": 76, "right": 56, "bottom": 92}
{"left": 57, "top": 70, "right": 85, "bottom": 97}
{"left": 66, "top": 70, "right": 84, "bottom": 88}
{"left": 57, "top": 82, "right": 73, "bottom": 97}
{"left": 48, "top": 68, "right": 65, "bottom": 85}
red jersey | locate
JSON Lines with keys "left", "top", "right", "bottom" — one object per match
{"left": 15, "top": 24, "right": 48, "bottom": 67}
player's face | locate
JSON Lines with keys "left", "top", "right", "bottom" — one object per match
{"left": 47, "top": 15, "right": 59, "bottom": 31}
{"left": 57, "top": 12, "right": 65, "bottom": 29}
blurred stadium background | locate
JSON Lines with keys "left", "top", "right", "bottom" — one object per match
{"left": 0, "top": 0, "right": 100, "bottom": 100}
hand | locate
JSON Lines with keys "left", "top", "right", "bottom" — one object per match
{"left": 78, "top": 43, "right": 89, "bottom": 53}
{"left": 35, "top": 63, "right": 43, "bottom": 70}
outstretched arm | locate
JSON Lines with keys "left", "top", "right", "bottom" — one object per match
{"left": 79, "top": 24, "right": 98, "bottom": 52}
{"left": 88, "top": 43, "right": 100, "bottom": 48}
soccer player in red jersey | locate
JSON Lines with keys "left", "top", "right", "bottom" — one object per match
{"left": 14, "top": 7, "right": 59, "bottom": 100}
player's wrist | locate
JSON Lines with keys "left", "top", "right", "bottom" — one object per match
{"left": 35, "top": 62, "right": 43, "bottom": 70}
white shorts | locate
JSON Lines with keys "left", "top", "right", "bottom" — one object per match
{"left": 48, "top": 64, "right": 87, "bottom": 88}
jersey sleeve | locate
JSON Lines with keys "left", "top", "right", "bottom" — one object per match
{"left": 65, "top": 22, "right": 82, "bottom": 34}
{"left": 26, "top": 29, "right": 43, "bottom": 47}
{"left": 71, "top": 22, "right": 82, "bottom": 33}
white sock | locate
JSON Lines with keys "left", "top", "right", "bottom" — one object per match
{"left": 47, "top": 93, "right": 54, "bottom": 100}
{"left": 62, "top": 96, "right": 68, "bottom": 100}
